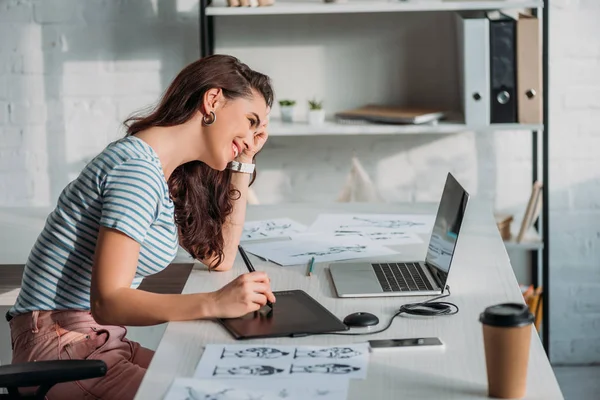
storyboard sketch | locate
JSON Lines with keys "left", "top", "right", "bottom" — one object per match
{"left": 241, "top": 218, "right": 308, "bottom": 242}
{"left": 194, "top": 343, "right": 370, "bottom": 380}
{"left": 329, "top": 227, "right": 423, "bottom": 246}
{"left": 163, "top": 377, "right": 350, "bottom": 400}
{"left": 309, "top": 213, "right": 435, "bottom": 245}
{"left": 242, "top": 234, "right": 397, "bottom": 266}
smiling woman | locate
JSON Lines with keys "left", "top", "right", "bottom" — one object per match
{"left": 126, "top": 55, "right": 274, "bottom": 270}
{"left": 6, "top": 54, "right": 276, "bottom": 400}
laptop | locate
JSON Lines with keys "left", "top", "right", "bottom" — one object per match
{"left": 329, "top": 172, "right": 469, "bottom": 298}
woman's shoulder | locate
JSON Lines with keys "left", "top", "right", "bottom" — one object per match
{"left": 89, "top": 136, "right": 162, "bottom": 174}
{"left": 72, "top": 136, "right": 166, "bottom": 195}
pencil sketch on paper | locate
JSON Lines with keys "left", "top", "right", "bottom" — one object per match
{"left": 220, "top": 347, "right": 290, "bottom": 359}
{"left": 293, "top": 347, "right": 363, "bottom": 359}
{"left": 242, "top": 218, "right": 307, "bottom": 241}
{"left": 289, "top": 363, "right": 361, "bottom": 375}
{"left": 164, "top": 377, "right": 351, "bottom": 400}
{"left": 309, "top": 213, "right": 435, "bottom": 238}
{"left": 194, "top": 344, "right": 369, "bottom": 381}
{"left": 335, "top": 230, "right": 416, "bottom": 241}
{"left": 242, "top": 234, "right": 397, "bottom": 266}
{"left": 340, "top": 216, "right": 426, "bottom": 230}
{"left": 184, "top": 387, "right": 233, "bottom": 400}
{"left": 212, "top": 365, "right": 285, "bottom": 377}
{"left": 290, "top": 245, "right": 367, "bottom": 258}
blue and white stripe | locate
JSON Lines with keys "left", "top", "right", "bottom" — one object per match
{"left": 9, "top": 136, "right": 179, "bottom": 316}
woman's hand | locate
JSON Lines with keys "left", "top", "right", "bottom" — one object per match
{"left": 209, "top": 271, "right": 276, "bottom": 319}
{"left": 236, "top": 122, "right": 269, "bottom": 164}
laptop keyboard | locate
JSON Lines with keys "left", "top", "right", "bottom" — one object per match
{"left": 372, "top": 263, "right": 434, "bottom": 292}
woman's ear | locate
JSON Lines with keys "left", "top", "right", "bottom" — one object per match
{"left": 202, "top": 88, "right": 223, "bottom": 113}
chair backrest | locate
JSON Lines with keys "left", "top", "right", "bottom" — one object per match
{"left": 0, "top": 359, "right": 107, "bottom": 400}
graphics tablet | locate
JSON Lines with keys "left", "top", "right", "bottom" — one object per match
{"left": 218, "top": 290, "right": 348, "bottom": 340}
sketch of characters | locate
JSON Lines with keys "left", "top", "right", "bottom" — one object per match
{"left": 184, "top": 387, "right": 233, "bottom": 400}
{"left": 368, "top": 231, "right": 409, "bottom": 240}
{"left": 333, "top": 230, "right": 363, "bottom": 237}
{"left": 243, "top": 221, "right": 293, "bottom": 239}
{"left": 294, "top": 347, "right": 362, "bottom": 359}
{"left": 220, "top": 347, "right": 290, "bottom": 359}
{"left": 289, "top": 363, "right": 361, "bottom": 375}
{"left": 263, "top": 221, "right": 292, "bottom": 232}
{"left": 243, "top": 226, "right": 265, "bottom": 238}
{"left": 212, "top": 365, "right": 285, "bottom": 377}
{"left": 290, "top": 245, "right": 366, "bottom": 258}
{"left": 278, "top": 388, "right": 290, "bottom": 398}
{"left": 340, "top": 217, "right": 425, "bottom": 229}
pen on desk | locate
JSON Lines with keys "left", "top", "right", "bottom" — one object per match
{"left": 307, "top": 256, "right": 315, "bottom": 277}
{"left": 238, "top": 245, "right": 273, "bottom": 309}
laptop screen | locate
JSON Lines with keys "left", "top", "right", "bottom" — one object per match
{"left": 425, "top": 173, "right": 469, "bottom": 288}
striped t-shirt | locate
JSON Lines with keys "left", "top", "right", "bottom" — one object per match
{"left": 9, "top": 135, "right": 179, "bottom": 317}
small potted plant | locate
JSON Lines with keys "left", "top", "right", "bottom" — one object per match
{"left": 278, "top": 99, "right": 296, "bottom": 123}
{"left": 307, "top": 98, "right": 325, "bottom": 125}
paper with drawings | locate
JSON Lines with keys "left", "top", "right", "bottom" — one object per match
{"left": 242, "top": 234, "right": 398, "bottom": 266}
{"left": 309, "top": 213, "right": 435, "bottom": 242}
{"left": 326, "top": 226, "right": 423, "bottom": 246}
{"left": 194, "top": 343, "right": 370, "bottom": 380}
{"left": 242, "top": 218, "right": 308, "bottom": 241}
{"left": 164, "top": 377, "right": 349, "bottom": 400}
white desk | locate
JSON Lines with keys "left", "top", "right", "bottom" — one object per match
{"left": 135, "top": 201, "right": 562, "bottom": 400}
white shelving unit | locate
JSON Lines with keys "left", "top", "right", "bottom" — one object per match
{"left": 207, "top": 0, "right": 543, "bottom": 16}
{"left": 267, "top": 119, "right": 543, "bottom": 137}
{"left": 504, "top": 228, "right": 544, "bottom": 251}
{"left": 200, "top": 0, "right": 550, "bottom": 352}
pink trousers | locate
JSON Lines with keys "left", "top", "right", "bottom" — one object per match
{"left": 9, "top": 310, "right": 154, "bottom": 400}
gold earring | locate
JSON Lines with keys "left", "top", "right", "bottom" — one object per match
{"left": 203, "top": 111, "right": 216, "bottom": 126}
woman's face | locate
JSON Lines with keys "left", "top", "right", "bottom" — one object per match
{"left": 202, "top": 89, "right": 268, "bottom": 171}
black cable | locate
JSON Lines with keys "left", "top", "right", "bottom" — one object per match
{"left": 314, "top": 285, "right": 459, "bottom": 337}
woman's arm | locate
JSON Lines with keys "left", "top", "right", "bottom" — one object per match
{"left": 200, "top": 169, "right": 251, "bottom": 271}
{"left": 91, "top": 226, "right": 274, "bottom": 326}
{"left": 201, "top": 123, "right": 269, "bottom": 271}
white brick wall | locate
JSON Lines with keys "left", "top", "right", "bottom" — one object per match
{"left": 0, "top": 0, "right": 598, "bottom": 364}
{"left": 548, "top": 0, "right": 600, "bottom": 365}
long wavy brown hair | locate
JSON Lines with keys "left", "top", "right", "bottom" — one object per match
{"left": 124, "top": 55, "right": 274, "bottom": 269}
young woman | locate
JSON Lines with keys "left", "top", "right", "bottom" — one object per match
{"left": 7, "top": 54, "right": 276, "bottom": 399}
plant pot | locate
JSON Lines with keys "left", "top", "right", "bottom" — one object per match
{"left": 280, "top": 106, "right": 295, "bottom": 123}
{"left": 308, "top": 109, "right": 325, "bottom": 125}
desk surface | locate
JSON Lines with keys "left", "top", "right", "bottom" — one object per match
{"left": 135, "top": 201, "right": 562, "bottom": 400}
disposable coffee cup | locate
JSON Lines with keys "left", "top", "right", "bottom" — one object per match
{"left": 479, "top": 303, "right": 535, "bottom": 399}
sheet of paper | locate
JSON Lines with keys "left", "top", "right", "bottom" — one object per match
{"left": 243, "top": 234, "right": 398, "bottom": 266}
{"left": 241, "top": 218, "right": 308, "bottom": 241}
{"left": 309, "top": 213, "right": 435, "bottom": 245}
{"left": 194, "top": 343, "right": 370, "bottom": 380}
{"left": 164, "top": 377, "right": 349, "bottom": 400}
{"left": 327, "top": 226, "right": 423, "bottom": 246}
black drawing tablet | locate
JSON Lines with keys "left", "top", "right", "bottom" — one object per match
{"left": 218, "top": 290, "right": 348, "bottom": 340}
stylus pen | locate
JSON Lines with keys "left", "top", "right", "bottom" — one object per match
{"left": 238, "top": 245, "right": 273, "bottom": 309}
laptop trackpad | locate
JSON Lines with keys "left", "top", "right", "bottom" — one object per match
{"left": 331, "top": 267, "right": 383, "bottom": 294}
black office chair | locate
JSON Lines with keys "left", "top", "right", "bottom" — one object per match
{"left": 0, "top": 359, "right": 107, "bottom": 400}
